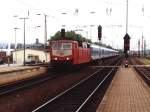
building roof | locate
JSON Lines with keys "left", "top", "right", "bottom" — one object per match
{"left": 12, "top": 48, "right": 50, "bottom": 52}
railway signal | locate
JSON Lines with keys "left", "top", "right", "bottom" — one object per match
{"left": 98, "top": 25, "right": 102, "bottom": 41}
{"left": 61, "top": 28, "right": 65, "bottom": 39}
{"left": 124, "top": 33, "right": 130, "bottom": 54}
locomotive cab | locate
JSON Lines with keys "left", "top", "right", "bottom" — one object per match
{"left": 50, "top": 40, "right": 78, "bottom": 66}
{"left": 50, "top": 40, "right": 91, "bottom": 66}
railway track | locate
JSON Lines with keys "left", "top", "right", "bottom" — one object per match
{"left": 0, "top": 68, "right": 59, "bottom": 96}
{"left": 32, "top": 58, "right": 122, "bottom": 112}
{"left": 134, "top": 66, "right": 150, "bottom": 86}
{"left": 0, "top": 64, "right": 102, "bottom": 96}
{"left": 129, "top": 57, "right": 150, "bottom": 86}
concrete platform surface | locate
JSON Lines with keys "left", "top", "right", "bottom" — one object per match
{"left": 0, "top": 65, "right": 39, "bottom": 74}
{"left": 0, "top": 65, "right": 47, "bottom": 85}
{"left": 96, "top": 67, "right": 150, "bottom": 112}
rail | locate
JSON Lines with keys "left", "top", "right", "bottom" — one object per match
{"left": 134, "top": 66, "right": 150, "bottom": 86}
{"left": 129, "top": 58, "right": 150, "bottom": 86}
{"left": 0, "top": 68, "right": 54, "bottom": 96}
{"left": 32, "top": 57, "right": 122, "bottom": 112}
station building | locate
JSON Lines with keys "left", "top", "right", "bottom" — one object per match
{"left": 12, "top": 49, "right": 50, "bottom": 64}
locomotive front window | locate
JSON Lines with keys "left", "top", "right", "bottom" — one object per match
{"left": 52, "top": 43, "right": 62, "bottom": 49}
{"left": 62, "top": 43, "right": 72, "bottom": 49}
{"left": 52, "top": 43, "right": 72, "bottom": 49}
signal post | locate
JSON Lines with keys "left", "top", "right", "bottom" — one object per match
{"left": 123, "top": 33, "right": 130, "bottom": 59}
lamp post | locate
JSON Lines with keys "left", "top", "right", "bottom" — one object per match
{"left": 61, "top": 25, "right": 66, "bottom": 28}
{"left": 37, "top": 14, "right": 48, "bottom": 48}
{"left": 61, "top": 12, "right": 67, "bottom": 15}
{"left": 141, "top": 34, "right": 144, "bottom": 57}
{"left": 44, "top": 14, "right": 47, "bottom": 51}
{"left": 14, "top": 27, "right": 20, "bottom": 63}
{"left": 37, "top": 13, "right": 48, "bottom": 62}
{"left": 20, "top": 17, "right": 29, "bottom": 66}
{"left": 61, "top": 12, "right": 67, "bottom": 29}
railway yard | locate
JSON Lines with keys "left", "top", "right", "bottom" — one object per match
{"left": 0, "top": 0, "right": 150, "bottom": 112}
{"left": 0, "top": 56, "right": 149, "bottom": 112}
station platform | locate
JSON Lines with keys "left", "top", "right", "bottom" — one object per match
{"left": 0, "top": 64, "right": 47, "bottom": 85}
{"left": 97, "top": 67, "right": 150, "bottom": 112}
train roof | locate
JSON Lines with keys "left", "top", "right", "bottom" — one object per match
{"left": 50, "top": 40, "right": 118, "bottom": 52}
{"left": 90, "top": 44, "right": 118, "bottom": 52}
{"left": 50, "top": 40, "right": 78, "bottom": 43}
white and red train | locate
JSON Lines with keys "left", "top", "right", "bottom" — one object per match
{"left": 49, "top": 40, "right": 119, "bottom": 66}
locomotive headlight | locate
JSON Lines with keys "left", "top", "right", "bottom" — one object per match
{"left": 54, "top": 57, "right": 58, "bottom": 60}
{"left": 66, "top": 57, "right": 69, "bottom": 60}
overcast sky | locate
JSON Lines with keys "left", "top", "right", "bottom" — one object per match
{"left": 0, "top": 0, "right": 149, "bottom": 50}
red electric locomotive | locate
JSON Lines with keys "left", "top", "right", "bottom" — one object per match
{"left": 49, "top": 40, "right": 91, "bottom": 66}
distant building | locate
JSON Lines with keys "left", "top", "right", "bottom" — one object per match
{"left": 26, "top": 38, "right": 44, "bottom": 49}
{"left": 0, "top": 49, "right": 14, "bottom": 55}
{"left": 12, "top": 49, "right": 50, "bottom": 64}
{"left": 16, "top": 38, "right": 44, "bottom": 50}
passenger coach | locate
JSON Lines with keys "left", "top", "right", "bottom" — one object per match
{"left": 90, "top": 44, "right": 118, "bottom": 60}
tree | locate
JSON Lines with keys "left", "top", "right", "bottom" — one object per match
{"left": 50, "top": 30, "right": 91, "bottom": 43}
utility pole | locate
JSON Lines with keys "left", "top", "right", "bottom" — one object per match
{"left": 14, "top": 27, "right": 20, "bottom": 63}
{"left": 141, "top": 34, "right": 144, "bottom": 57}
{"left": 44, "top": 14, "right": 48, "bottom": 62}
{"left": 123, "top": 0, "right": 130, "bottom": 60}
{"left": 36, "top": 13, "right": 48, "bottom": 62}
{"left": 126, "top": 0, "right": 128, "bottom": 33}
{"left": 44, "top": 14, "right": 47, "bottom": 49}
{"left": 144, "top": 40, "right": 146, "bottom": 56}
{"left": 138, "top": 39, "right": 140, "bottom": 57}
{"left": 20, "top": 17, "right": 29, "bottom": 66}
{"left": 89, "top": 11, "right": 95, "bottom": 42}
